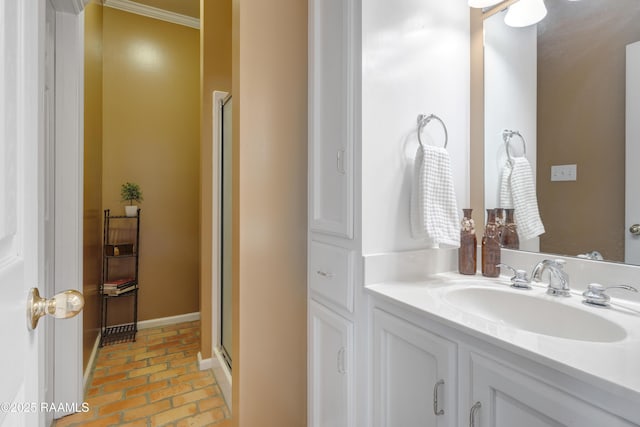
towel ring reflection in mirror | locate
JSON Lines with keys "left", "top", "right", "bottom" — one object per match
{"left": 417, "top": 114, "right": 448, "bottom": 149}
{"left": 503, "top": 129, "right": 527, "bottom": 162}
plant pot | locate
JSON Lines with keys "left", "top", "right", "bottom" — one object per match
{"left": 125, "top": 206, "right": 138, "bottom": 217}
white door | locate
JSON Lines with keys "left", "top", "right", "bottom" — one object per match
{"left": 0, "top": 2, "right": 84, "bottom": 426}
{"left": 625, "top": 41, "right": 640, "bottom": 265}
{"left": 372, "top": 308, "right": 456, "bottom": 427}
{"left": 309, "top": 300, "right": 354, "bottom": 427}
{"left": 0, "top": 1, "right": 49, "bottom": 426}
{"left": 309, "top": 0, "right": 355, "bottom": 239}
{"left": 469, "top": 352, "right": 635, "bottom": 427}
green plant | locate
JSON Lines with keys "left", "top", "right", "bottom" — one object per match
{"left": 121, "top": 182, "right": 143, "bottom": 205}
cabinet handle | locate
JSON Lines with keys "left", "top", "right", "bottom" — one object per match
{"left": 469, "top": 401, "right": 481, "bottom": 427}
{"left": 316, "top": 270, "right": 334, "bottom": 279}
{"left": 337, "top": 347, "right": 346, "bottom": 374}
{"left": 336, "top": 149, "right": 346, "bottom": 174}
{"left": 433, "top": 379, "right": 445, "bottom": 416}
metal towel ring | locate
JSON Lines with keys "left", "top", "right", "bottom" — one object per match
{"left": 503, "top": 129, "right": 526, "bottom": 162}
{"left": 417, "top": 114, "right": 448, "bottom": 149}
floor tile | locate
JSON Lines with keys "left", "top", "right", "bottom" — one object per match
{"left": 54, "top": 321, "right": 230, "bottom": 426}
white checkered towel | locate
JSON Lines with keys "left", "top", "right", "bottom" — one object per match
{"left": 410, "top": 145, "right": 460, "bottom": 248}
{"left": 499, "top": 157, "right": 545, "bottom": 241}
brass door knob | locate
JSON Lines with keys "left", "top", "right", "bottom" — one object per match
{"left": 27, "top": 288, "right": 84, "bottom": 330}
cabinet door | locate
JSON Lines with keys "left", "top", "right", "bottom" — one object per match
{"left": 469, "top": 352, "right": 636, "bottom": 427}
{"left": 372, "top": 308, "right": 457, "bottom": 427}
{"left": 309, "top": 0, "right": 355, "bottom": 239}
{"left": 309, "top": 301, "right": 354, "bottom": 427}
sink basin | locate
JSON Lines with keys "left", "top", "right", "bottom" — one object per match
{"left": 443, "top": 287, "right": 627, "bottom": 342}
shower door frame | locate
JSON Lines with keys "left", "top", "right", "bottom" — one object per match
{"left": 219, "top": 93, "right": 233, "bottom": 370}
{"left": 211, "top": 90, "right": 233, "bottom": 375}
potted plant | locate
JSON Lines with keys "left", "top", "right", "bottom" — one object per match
{"left": 121, "top": 182, "right": 143, "bottom": 217}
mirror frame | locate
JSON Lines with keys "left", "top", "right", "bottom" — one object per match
{"left": 470, "top": 7, "right": 485, "bottom": 237}
{"left": 470, "top": 0, "right": 519, "bottom": 237}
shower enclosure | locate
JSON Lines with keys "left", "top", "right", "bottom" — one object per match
{"left": 220, "top": 94, "right": 233, "bottom": 370}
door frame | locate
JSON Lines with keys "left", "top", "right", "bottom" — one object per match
{"left": 50, "top": 0, "right": 87, "bottom": 418}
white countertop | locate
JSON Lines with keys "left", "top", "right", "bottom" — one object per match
{"left": 365, "top": 272, "right": 640, "bottom": 401}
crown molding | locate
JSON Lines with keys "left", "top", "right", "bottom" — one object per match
{"left": 103, "top": 0, "right": 200, "bottom": 29}
{"left": 51, "top": 0, "right": 92, "bottom": 14}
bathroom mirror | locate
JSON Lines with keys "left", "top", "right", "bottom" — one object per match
{"left": 480, "top": 0, "right": 640, "bottom": 265}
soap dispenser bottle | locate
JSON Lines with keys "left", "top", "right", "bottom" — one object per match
{"left": 482, "top": 209, "right": 501, "bottom": 277}
{"left": 458, "top": 208, "right": 477, "bottom": 275}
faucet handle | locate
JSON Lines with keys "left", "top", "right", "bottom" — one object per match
{"left": 582, "top": 283, "right": 639, "bottom": 308}
{"left": 496, "top": 263, "right": 531, "bottom": 290}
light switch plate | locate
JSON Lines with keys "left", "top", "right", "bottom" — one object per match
{"left": 551, "top": 164, "right": 577, "bottom": 182}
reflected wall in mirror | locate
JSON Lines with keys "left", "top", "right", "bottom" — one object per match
{"left": 483, "top": 0, "right": 640, "bottom": 265}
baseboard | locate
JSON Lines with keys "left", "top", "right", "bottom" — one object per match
{"left": 83, "top": 334, "right": 100, "bottom": 394}
{"left": 212, "top": 346, "right": 232, "bottom": 410}
{"left": 212, "top": 347, "right": 232, "bottom": 385}
{"left": 137, "top": 312, "right": 200, "bottom": 330}
{"left": 197, "top": 351, "right": 218, "bottom": 371}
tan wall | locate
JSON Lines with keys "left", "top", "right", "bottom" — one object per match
{"left": 102, "top": 8, "right": 200, "bottom": 322}
{"left": 232, "top": 0, "right": 308, "bottom": 425}
{"left": 200, "top": 0, "right": 232, "bottom": 360}
{"left": 537, "top": 4, "right": 640, "bottom": 261}
{"left": 83, "top": 1, "right": 103, "bottom": 369}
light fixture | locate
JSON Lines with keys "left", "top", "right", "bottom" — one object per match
{"left": 468, "top": 0, "right": 503, "bottom": 8}
{"left": 504, "top": 0, "right": 547, "bottom": 27}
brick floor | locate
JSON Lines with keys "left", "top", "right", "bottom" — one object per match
{"left": 54, "top": 321, "right": 231, "bottom": 427}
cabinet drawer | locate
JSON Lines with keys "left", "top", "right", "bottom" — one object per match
{"left": 309, "top": 241, "right": 354, "bottom": 313}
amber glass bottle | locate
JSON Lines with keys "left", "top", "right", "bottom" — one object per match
{"left": 495, "top": 208, "right": 505, "bottom": 242}
{"left": 482, "top": 209, "right": 501, "bottom": 277}
{"left": 500, "top": 208, "right": 520, "bottom": 249}
{"left": 458, "top": 209, "right": 477, "bottom": 275}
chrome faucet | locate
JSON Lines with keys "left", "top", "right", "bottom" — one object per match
{"left": 582, "top": 283, "right": 638, "bottom": 308}
{"left": 530, "top": 259, "right": 571, "bottom": 297}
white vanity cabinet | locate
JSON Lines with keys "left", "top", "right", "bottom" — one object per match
{"left": 468, "top": 352, "right": 637, "bottom": 427}
{"left": 308, "top": 0, "right": 470, "bottom": 423}
{"left": 308, "top": 0, "right": 360, "bottom": 425}
{"left": 372, "top": 308, "right": 457, "bottom": 427}
{"left": 309, "top": 301, "right": 354, "bottom": 427}
{"left": 370, "top": 298, "right": 640, "bottom": 427}
{"left": 308, "top": 0, "right": 355, "bottom": 240}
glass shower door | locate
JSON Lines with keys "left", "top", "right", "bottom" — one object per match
{"left": 220, "top": 96, "right": 233, "bottom": 369}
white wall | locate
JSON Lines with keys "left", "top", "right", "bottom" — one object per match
{"left": 484, "top": 11, "right": 538, "bottom": 252}
{"left": 361, "top": 0, "right": 470, "bottom": 255}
